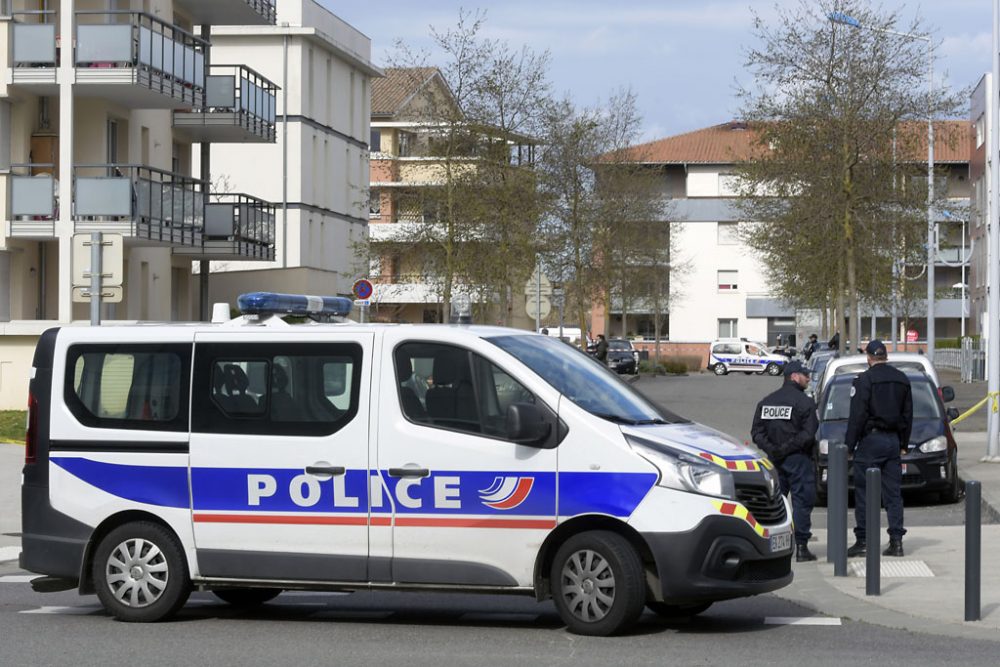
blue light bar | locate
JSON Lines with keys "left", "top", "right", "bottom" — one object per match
{"left": 237, "top": 292, "right": 353, "bottom": 318}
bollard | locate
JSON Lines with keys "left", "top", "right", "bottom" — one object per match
{"left": 866, "top": 467, "right": 880, "bottom": 596}
{"left": 828, "top": 444, "right": 849, "bottom": 576}
{"left": 965, "top": 480, "right": 981, "bottom": 622}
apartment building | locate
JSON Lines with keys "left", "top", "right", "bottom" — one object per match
{"left": 594, "top": 120, "right": 972, "bottom": 348}
{"left": 367, "top": 67, "right": 537, "bottom": 326}
{"left": 970, "top": 74, "right": 992, "bottom": 338}
{"left": 197, "top": 0, "right": 379, "bottom": 304}
{"left": 0, "top": 0, "right": 281, "bottom": 408}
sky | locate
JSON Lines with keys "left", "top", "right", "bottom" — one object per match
{"left": 326, "top": 0, "right": 992, "bottom": 143}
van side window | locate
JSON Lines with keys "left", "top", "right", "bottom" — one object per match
{"left": 394, "top": 342, "right": 535, "bottom": 440}
{"left": 192, "top": 343, "right": 361, "bottom": 437}
{"left": 64, "top": 344, "right": 190, "bottom": 432}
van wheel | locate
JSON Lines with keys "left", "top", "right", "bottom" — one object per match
{"left": 550, "top": 531, "right": 645, "bottom": 636}
{"left": 213, "top": 588, "right": 282, "bottom": 607}
{"left": 647, "top": 601, "right": 712, "bottom": 618}
{"left": 713, "top": 364, "right": 728, "bottom": 376}
{"left": 93, "top": 522, "right": 190, "bottom": 622}
{"left": 766, "top": 363, "right": 781, "bottom": 376}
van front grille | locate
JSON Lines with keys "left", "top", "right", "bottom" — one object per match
{"left": 735, "top": 484, "right": 787, "bottom": 525}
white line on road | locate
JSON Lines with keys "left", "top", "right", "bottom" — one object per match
{"left": 0, "top": 546, "right": 21, "bottom": 562}
{"left": 0, "top": 575, "right": 39, "bottom": 583}
{"left": 21, "top": 606, "right": 103, "bottom": 616}
{"left": 764, "top": 616, "right": 842, "bottom": 626}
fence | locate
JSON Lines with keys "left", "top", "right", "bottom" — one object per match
{"left": 936, "top": 337, "right": 986, "bottom": 382}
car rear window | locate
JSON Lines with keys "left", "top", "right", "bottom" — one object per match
{"left": 822, "top": 379, "right": 940, "bottom": 421}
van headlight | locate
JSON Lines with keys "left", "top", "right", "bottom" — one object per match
{"left": 818, "top": 439, "right": 829, "bottom": 455}
{"left": 626, "top": 435, "right": 736, "bottom": 500}
{"left": 918, "top": 436, "right": 947, "bottom": 453}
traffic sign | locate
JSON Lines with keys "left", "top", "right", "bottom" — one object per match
{"left": 72, "top": 286, "right": 123, "bottom": 303}
{"left": 72, "top": 233, "right": 123, "bottom": 286}
{"left": 353, "top": 278, "right": 374, "bottom": 300}
{"left": 525, "top": 269, "right": 552, "bottom": 297}
{"left": 525, "top": 295, "right": 551, "bottom": 319}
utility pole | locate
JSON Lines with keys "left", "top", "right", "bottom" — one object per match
{"left": 989, "top": 0, "right": 1000, "bottom": 460}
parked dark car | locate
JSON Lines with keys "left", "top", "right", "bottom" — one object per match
{"left": 813, "top": 370, "right": 960, "bottom": 504}
{"left": 606, "top": 339, "right": 638, "bottom": 374}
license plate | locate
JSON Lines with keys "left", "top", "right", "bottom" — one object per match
{"left": 770, "top": 532, "right": 792, "bottom": 553}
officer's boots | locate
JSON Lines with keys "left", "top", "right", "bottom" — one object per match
{"left": 796, "top": 543, "right": 817, "bottom": 562}
{"left": 846, "top": 539, "right": 867, "bottom": 558}
{"left": 883, "top": 539, "right": 904, "bottom": 557}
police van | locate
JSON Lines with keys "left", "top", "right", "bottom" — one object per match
{"left": 708, "top": 339, "right": 788, "bottom": 377}
{"left": 21, "top": 293, "right": 793, "bottom": 636}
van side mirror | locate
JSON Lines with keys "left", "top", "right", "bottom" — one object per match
{"left": 940, "top": 386, "right": 955, "bottom": 403}
{"left": 946, "top": 407, "right": 960, "bottom": 421}
{"left": 506, "top": 402, "right": 551, "bottom": 446}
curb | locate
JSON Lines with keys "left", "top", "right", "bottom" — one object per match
{"left": 957, "top": 467, "right": 1000, "bottom": 525}
{"left": 772, "top": 563, "right": 1000, "bottom": 642}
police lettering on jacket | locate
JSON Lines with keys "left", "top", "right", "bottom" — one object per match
{"left": 750, "top": 381, "right": 818, "bottom": 462}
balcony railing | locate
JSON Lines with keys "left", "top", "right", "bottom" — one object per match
{"left": 10, "top": 10, "right": 56, "bottom": 68}
{"left": 8, "top": 164, "right": 57, "bottom": 237}
{"left": 173, "top": 193, "right": 275, "bottom": 260}
{"left": 75, "top": 11, "right": 206, "bottom": 108}
{"left": 73, "top": 164, "right": 205, "bottom": 247}
{"left": 173, "top": 64, "right": 277, "bottom": 142}
{"left": 171, "top": 0, "right": 276, "bottom": 26}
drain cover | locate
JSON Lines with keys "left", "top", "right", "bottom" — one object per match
{"left": 848, "top": 560, "right": 934, "bottom": 578}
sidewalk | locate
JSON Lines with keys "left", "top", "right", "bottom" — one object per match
{"left": 0, "top": 443, "right": 23, "bottom": 562}
{"left": 775, "top": 431, "right": 1000, "bottom": 641}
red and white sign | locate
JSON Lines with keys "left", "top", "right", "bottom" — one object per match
{"left": 906, "top": 329, "right": 919, "bottom": 343}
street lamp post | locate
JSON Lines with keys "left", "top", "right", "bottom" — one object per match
{"left": 828, "top": 11, "right": 935, "bottom": 361}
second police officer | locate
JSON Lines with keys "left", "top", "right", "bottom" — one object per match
{"left": 845, "top": 340, "right": 912, "bottom": 558}
{"left": 751, "top": 360, "right": 818, "bottom": 562}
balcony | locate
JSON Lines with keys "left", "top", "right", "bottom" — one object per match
{"left": 8, "top": 10, "right": 57, "bottom": 91}
{"left": 173, "top": 193, "right": 275, "bottom": 261}
{"left": 74, "top": 11, "right": 206, "bottom": 109}
{"left": 172, "top": 0, "right": 276, "bottom": 26}
{"left": 173, "top": 65, "right": 277, "bottom": 143}
{"left": 73, "top": 164, "right": 205, "bottom": 248}
{"left": 7, "top": 164, "right": 57, "bottom": 239}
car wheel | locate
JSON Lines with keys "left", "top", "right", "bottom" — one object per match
{"left": 646, "top": 601, "right": 712, "bottom": 618}
{"left": 766, "top": 363, "right": 781, "bottom": 376}
{"left": 550, "top": 531, "right": 646, "bottom": 636}
{"left": 92, "top": 522, "right": 190, "bottom": 622}
{"left": 213, "top": 588, "right": 282, "bottom": 607}
{"left": 940, "top": 458, "right": 961, "bottom": 504}
{"left": 713, "top": 364, "right": 728, "bottom": 376}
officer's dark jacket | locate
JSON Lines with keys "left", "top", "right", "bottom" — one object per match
{"left": 751, "top": 380, "right": 818, "bottom": 462}
{"left": 844, "top": 362, "right": 913, "bottom": 452}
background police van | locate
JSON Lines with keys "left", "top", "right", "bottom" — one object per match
{"left": 21, "top": 293, "right": 793, "bottom": 636}
{"left": 708, "top": 339, "right": 788, "bottom": 377}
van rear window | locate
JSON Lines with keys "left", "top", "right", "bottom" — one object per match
{"left": 65, "top": 344, "right": 191, "bottom": 432}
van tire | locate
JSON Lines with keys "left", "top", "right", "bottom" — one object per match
{"left": 92, "top": 522, "right": 190, "bottom": 623}
{"left": 713, "top": 364, "right": 728, "bottom": 376}
{"left": 766, "top": 363, "right": 781, "bottom": 376}
{"left": 213, "top": 588, "right": 282, "bottom": 607}
{"left": 550, "top": 531, "right": 645, "bottom": 636}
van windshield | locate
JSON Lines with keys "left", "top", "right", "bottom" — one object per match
{"left": 487, "top": 335, "right": 688, "bottom": 425}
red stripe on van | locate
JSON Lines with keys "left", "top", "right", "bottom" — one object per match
{"left": 394, "top": 517, "right": 556, "bottom": 529}
{"left": 194, "top": 513, "right": 369, "bottom": 526}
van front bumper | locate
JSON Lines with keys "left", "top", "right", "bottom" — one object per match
{"left": 643, "top": 515, "right": 793, "bottom": 605}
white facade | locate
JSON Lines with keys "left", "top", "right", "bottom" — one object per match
{"left": 196, "top": 0, "right": 380, "bottom": 303}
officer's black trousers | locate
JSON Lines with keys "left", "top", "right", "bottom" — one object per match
{"left": 853, "top": 431, "right": 906, "bottom": 541}
{"left": 778, "top": 452, "right": 815, "bottom": 544}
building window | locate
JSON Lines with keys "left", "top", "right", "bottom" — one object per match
{"left": 398, "top": 131, "right": 413, "bottom": 157}
{"left": 718, "top": 270, "right": 738, "bottom": 291}
{"left": 719, "top": 173, "right": 740, "bottom": 196}
{"left": 718, "top": 319, "right": 738, "bottom": 338}
{"left": 717, "top": 222, "right": 739, "bottom": 245}
{"left": 369, "top": 188, "right": 381, "bottom": 218}
{"left": 370, "top": 128, "right": 382, "bottom": 152}
{"left": 976, "top": 114, "right": 985, "bottom": 149}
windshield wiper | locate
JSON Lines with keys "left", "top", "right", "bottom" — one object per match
{"left": 633, "top": 418, "right": 670, "bottom": 425}
{"left": 590, "top": 412, "right": 642, "bottom": 425}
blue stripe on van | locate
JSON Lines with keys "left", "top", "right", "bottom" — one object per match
{"left": 50, "top": 458, "right": 658, "bottom": 518}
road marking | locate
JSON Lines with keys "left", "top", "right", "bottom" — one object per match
{"left": 765, "top": 616, "right": 842, "bottom": 626}
{"left": 0, "top": 546, "right": 21, "bottom": 562}
{"left": 848, "top": 560, "right": 934, "bottom": 578}
{"left": 21, "top": 606, "right": 103, "bottom": 616}
{"left": 0, "top": 575, "right": 39, "bottom": 583}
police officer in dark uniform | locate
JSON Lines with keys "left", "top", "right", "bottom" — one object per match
{"left": 751, "top": 360, "right": 818, "bottom": 562}
{"left": 845, "top": 340, "right": 912, "bottom": 558}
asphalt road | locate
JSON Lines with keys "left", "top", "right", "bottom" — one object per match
{"left": 2, "top": 375, "right": 998, "bottom": 664}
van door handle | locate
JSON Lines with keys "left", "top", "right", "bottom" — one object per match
{"left": 305, "top": 465, "right": 346, "bottom": 476}
{"left": 388, "top": 467, "right": 430, "bottom": 478}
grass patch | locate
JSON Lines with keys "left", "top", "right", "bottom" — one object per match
{"left": 0, "top": 410, "right": 27, "bottom": 444}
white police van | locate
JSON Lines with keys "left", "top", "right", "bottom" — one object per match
{"left": 708, "top": 339, "right": 788, "bottom": 377}
{"left": 21, "top": 293, "right": 793, "bottom": 636}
